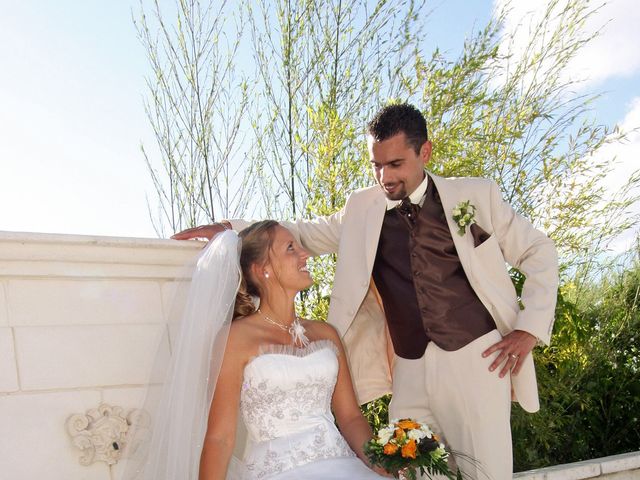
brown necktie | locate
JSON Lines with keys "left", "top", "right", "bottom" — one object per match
{"left": 397, "top": 197, "right": 420, "bottom": 227}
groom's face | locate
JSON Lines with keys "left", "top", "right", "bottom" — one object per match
{"left": 368, "top": 132, "right": 432, "bottom": 200}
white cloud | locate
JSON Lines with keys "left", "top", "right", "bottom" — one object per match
{"left": 596, "top": 97, "right": 640, "bottom": 252}
{"left": 602, "top": 97, "right": 640, "bottom": 189}
{"left": 494, "top": 0, "right": 640, "bottom": 88}
{"left": 567, "top": 0, "right": 640, "bottom": 85}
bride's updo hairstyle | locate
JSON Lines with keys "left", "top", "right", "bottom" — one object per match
{"left": 233, "top": 220, "right": 280, "bottom": 318}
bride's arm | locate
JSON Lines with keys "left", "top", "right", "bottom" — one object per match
{"left": 199, "top": 327, "right": 246, "bottom": 480}
{"left": 322, "top": 324, "right": 389, "bottom": 475}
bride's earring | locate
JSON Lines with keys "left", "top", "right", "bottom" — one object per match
{"left": 264, "top": 271, "right": 270, "bottom": 279}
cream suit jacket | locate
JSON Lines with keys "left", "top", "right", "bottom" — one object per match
{"left": 231, "top": 173, "right": 559, "bottom": 413}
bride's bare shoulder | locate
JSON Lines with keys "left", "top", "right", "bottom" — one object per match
{"left": 226, "top": 314, "right": 263, "bottom": 357}
{"left": 301, "top": 318, "right": 341, "bottom": 342}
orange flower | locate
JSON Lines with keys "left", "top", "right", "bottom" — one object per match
{"left": 396, "top": 419, "right": 421, "bottom": 430}
{"left": 394, "top": 428, "right": 406, "bottom": 440}
{"left": 401, "top": 439, "right": 417, "bottom": 459}
{"left": 383, "top": 442, "right": 399, "bottom": 455}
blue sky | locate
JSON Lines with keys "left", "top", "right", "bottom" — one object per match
{"left": 1, "top": 0, "right": 638, "bottom": 240}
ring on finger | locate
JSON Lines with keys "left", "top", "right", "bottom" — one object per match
{"left": 509, "top": 353, "right": 518, "bottom": 359}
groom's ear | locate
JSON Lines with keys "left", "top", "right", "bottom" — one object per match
{"left": 420, "top": 141, "right": 433, "bottom": 166}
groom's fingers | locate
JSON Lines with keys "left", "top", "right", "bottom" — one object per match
{"left": 171, "top": 224, "right": 222, "bottom": 240}
{"left": 500, "top": 354, "right": 518, "bottom": 378}
{"left": 486, "top": 347, "right": 518, "bottom": 378}
{"left": 487, "top": 347, "right": 513, "bottom": 378}
{"left": 482, "top": 330, "right": 537, "bottom": 377}
{"left": 511, "top": 351, "right": 526, "bottom": 376}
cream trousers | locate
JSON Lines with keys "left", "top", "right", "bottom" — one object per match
{"left": 389, "top": 329, "right": 512, "bottom": 480}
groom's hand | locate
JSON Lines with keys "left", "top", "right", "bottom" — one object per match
{"left": 482, "top": 330, "right": 537, "bottom": 378}
{"left": 171, "top": 222, "right": 231, "bottom": 240}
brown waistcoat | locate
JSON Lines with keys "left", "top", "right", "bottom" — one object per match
{"left": 372, "top": 179, "right": 496, "bottom": 359}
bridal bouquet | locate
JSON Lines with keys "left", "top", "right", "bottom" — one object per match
{"left": 364, "top": 419, "right": 462, "bottom": 480}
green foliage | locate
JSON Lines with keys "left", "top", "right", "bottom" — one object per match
{"left": 361, "top": 394, "right": 392, "bottom": 433}
{"left": 512, "top": 253, "right": 640, "bottom": 471}
{"left": 248, "top": 0, "right": 423, "bottom": 220}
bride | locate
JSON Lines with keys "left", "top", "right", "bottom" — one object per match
{"left": 124, "top": 221, "right": 389, "bottom": 479}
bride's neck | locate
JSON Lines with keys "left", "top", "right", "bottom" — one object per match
{"left": 259, "top": 293, "right": 297, "bottom": 325}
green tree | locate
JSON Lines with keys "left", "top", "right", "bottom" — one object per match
{"left": 245, "top": 0, "right": 424, "bottom": 318}
{"left": 368, "top": 0, "right": 639, "bottom": 468}
{"left": 404, "top": 0, "right": 638, "bottom": 282}
{"left": 135, "top": 0, "right": 252, "bottom": 236}
{"left": 512, "top": 245, "right": 640, "bottom": 470}
{"left": 247, "top": 0, "right": 423, "bottom": 218}
{"left": 395, "top": 2, "right": 639, "bottom": 469}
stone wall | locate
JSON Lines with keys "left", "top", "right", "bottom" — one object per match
{"left": 0, "top": 231, "right": 202, "bottom": 480}
{"left": 514, "top": 451, "right": 640, "bottom": 480}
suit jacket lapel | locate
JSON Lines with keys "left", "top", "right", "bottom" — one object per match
{"left": 364, "top": 192, "right": 387, "bottom": 274}
{"left": 428, "top": 173, "right": 475, "bottom": 269}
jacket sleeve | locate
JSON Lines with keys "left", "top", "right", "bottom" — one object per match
{"left": 281, "top": 208, "right": 344, "bottom": 256}
{"left": 229, "top": 196, "right": 350, "bottom": 257}
{"left": 488, "top": 180, "right": 559, "bottom": 345}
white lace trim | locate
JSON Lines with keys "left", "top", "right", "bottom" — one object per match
{"left": 255, "top": 339, "right": 339, "bottom": 359}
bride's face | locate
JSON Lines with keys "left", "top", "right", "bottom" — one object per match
{"left": 264, "top": 226, "right": 313, "bottom": 293}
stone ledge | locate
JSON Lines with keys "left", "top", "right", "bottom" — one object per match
{"left": 0, "top": 230, "right": 203, "bottom": 265}
{"left": 0, "top": 231, "right": 205, "bottom": 279}
{"left": 0, "top": 230, "right": 193, "bottom": 247}
{"left": 600, "top": 452, "right": 640, "bottom": 474}
{"left": 514, "top": 451, "right": 640, "bottom": 480}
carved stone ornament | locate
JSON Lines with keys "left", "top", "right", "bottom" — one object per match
{"left": 66, "top": 403, "right": 150, "bottom": 466}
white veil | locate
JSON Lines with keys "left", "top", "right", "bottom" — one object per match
{"left": 119, "top": 231, "right": 242, "bottom": 480}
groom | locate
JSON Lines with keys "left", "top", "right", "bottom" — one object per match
{"left": 173, "top": 103, "right": 559, "bottom": 479}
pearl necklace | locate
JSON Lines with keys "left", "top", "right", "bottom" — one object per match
{"left": 258, "top": 308, "right": 309, "bottom": 347}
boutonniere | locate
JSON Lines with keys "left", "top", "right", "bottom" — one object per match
{"left": 452, "top": 200, "right": 477, "bottom": 236}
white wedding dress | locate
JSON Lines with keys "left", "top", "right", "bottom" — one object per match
{"left": 120, "top": 233, "right": 385, "bottom": 480}
{"left": 231, "top": 339, "right": 386, "bottom": 480}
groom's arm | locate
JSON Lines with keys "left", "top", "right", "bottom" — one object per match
{"left": 229, "top": 199, "right": 349, "bottom": 257}
{"left": 171, "top": 221, "right": 232, "bottom": 240}
{"left": 488, "top": 180, "right": 559, "bottom": 345}
{"left": 481, "top": 180, "right": 559, "bottom": 377}
{"left": 283, "top": 210, "right": 344, "bottom": 256}
{"left": 172, "top": 213, "right": 344, "bottom": 256}
{"left": 174, "top": 191, "right": 354, "bottom": 253}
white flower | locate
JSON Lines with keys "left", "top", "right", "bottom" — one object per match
{"left": 452, "top": 200, "right": 477, "bottom": 236}
{"left": 408, "top": 428, "right": 428, "bottom": 441}
{"left": 377, "top": 426, "right": 395, "bottom": 445}
{"left": 419, "top": 424, "right": 434, "bottom": 438}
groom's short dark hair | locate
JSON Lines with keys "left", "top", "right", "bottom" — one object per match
{"left": 367, "top": 103, "right": 428, "bottom": 154}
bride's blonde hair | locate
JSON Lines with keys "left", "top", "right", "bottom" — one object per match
{"left": 233, "top": 220, "right": 279, "bottom": 318}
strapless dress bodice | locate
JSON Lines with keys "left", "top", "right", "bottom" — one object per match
{"left": 238, "top": 340, "right": 356, "bottom": 479}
